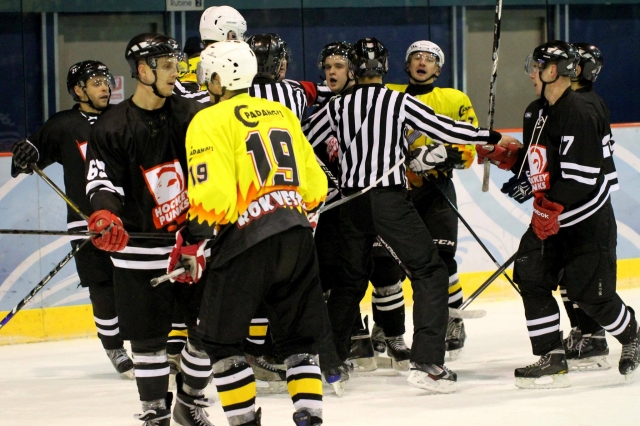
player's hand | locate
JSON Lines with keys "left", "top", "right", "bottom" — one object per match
{"left": 167, "top": 227, "right": 206, "bottom": 284}
{"left": 88, "top": 210, "right": 129, "bottom": 252}
{"left": 497, "top": 135, "right": 522, "bottom": 148}
{"left": 408, "top": 144, "right": 447, "bottom": 174}
{"left": 11, "top": 139, "right": 39, "bottom": 177}
{"left": 476, "top": 142, "right": 520, "bottom": 171}
{"left": 531, "top": 193, "right": 564, "bottom": 240}
{"left": 501, "top": 174, "right": 533, "bottom": 204}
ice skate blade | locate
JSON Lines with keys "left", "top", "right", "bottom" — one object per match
{"left": 515, "top": 373, "right": 571, "bottom": 389}
{"left": 120, "top": 368, "right": 135, "bottom": 380}
{"left": 349, "top": 357, "right": 378, "bottom": 372}
{"left": 406, "top": 370, "right": 457, "bottom": 394}
{"left": 392, "top": 358, "right": 410, "bottom": 372}
{"left": 327, "top": 380, "right": 344, "bottom": 397}
{"left": 256, "top": 379, "right": 288, "bottom": 394}
{"left": 449, "top": 307, "right": 486, "bottom": 319}
{"left": 568, "top": 356, "right": 611, "bottom": 372}
{"left": 623, "top": 368, "right": 638, "bottom": 381}
{"left": 446, "top": 348, "right": 464, "bottom": 362}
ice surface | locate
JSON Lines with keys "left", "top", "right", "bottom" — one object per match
{"left": 1, "top": 290, "right": 639, "bottom": 425}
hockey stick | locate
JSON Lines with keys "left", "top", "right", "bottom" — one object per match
{"left": 482, "top": 0, "right": 503, "bottom": 192}
{"left": 432, "top": 184, "right": 519, "bottom": 294}
{"left": 458, "top": 252, "right": 516, "bottom": 310}
{"left": 316, "top": 157, "right": 485, "bottom": 319}
{"left": 0, "top": 228, "right": 174, "bottom": 240}
{"left": 31, "top": 164, "right": 90, "bottom": 221}
{"left": 0, "top": 238, "right": 91, "bottom": 330}
{"left": 318, "top": 158, "right": 404, "bottom": 214}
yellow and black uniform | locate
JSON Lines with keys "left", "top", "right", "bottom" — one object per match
{"left": 386, "top": 82, "right": 476, "bottom": 312}
{"left": 174, "top": 56, "right": 210, "bottom": 103}
{"left": 187, "top": 93, "right": 327, "bottom": 425}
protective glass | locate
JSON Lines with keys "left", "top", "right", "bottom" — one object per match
{"left": 86, "top": 73, "right": 116, "bottom": 89}
{"left": 410, "top": 52, "right": 438, "bottom": 64}
{"left": 524, "top": 55, "right": 545, "bottom": 74}
{"left": 149, "top": 54, "right": 189, "bottom": 77}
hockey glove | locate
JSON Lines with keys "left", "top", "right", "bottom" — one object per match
{"left": 167, "top": 227, "right": 206, "bottom": 284}
{"left": 88, "top": 210, "right": 129, "bottom": 252}
{"left": 11, "top": 139, "right": 39, "bottom": 177}
{"left": 501, "top": 174, "right": 533, "bottom": 204}
{"left": 531, "top": 193, "right": 564, "bottom": 240}
{"left": 476, "top": 142, "right": 519, "bottom": 171}
{"left": 326, "top": 136, "right": 339, "bottom": 163}
{"left": 408, "top": 144, "right": 447, "bottom": 174}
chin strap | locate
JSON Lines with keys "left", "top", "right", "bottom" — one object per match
{"left": 208, "top": 86, "right": 226, "bottom": 105}
{"left": 78, "top": 86, "right": 111, "bottom": 112}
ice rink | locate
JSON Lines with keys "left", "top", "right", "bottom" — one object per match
{"left": 1, "top": 290, "right": 639, "bottom": 425}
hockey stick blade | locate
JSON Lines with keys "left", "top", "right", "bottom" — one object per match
{"left": 449, "top": 307, "right": 486, "bottom": 319}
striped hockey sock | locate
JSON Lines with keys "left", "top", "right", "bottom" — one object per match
{"left": 212, "top": 356, "right": 257, "bottom": 425}
{"left": 285, "top": 354, "right": 323, "bottom": 422}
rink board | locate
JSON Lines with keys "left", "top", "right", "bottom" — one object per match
{"left": 1, "top": 124, "right": 639, "bottom": 344}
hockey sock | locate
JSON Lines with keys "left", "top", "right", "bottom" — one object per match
{"left": 131, "top": 347, "right": 170, "bottom": 401}
{"left": 180, "top": 340, "right": 212, "bottom": 394}
{"left": 88, "top": 282, "right": 122, "bottom": 350}
{"left": 574, "top": 304, "right": 604, "bottom": 335}
{"left": 560, "top": 287, "right": 580, "bottom": 329}
{"left": 285, "top": 354, "right": 323, "bottom": 423}
{"left": 447, "top": 274, "right": 463, "bottom": 309}
{"left": 167, "top": 322, "right": 188, "bottom": 356}
{"left": 212, "top": 356, "right": 257, "bottom": 425}
{"left": 371, "top": 281, "right": 405, "bottom": 337}
{"left": 246, "top": 317, "right": 269, "bottom": 345}
{"left": 601, "top": 304, "right": 638, "bottom": 345}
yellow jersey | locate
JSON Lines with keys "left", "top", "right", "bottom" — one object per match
{"left": 185, "top": 93, "right": 327, "bottom": 266}
{"left": 386, "top": 84, "right": 477, "bottom": 185}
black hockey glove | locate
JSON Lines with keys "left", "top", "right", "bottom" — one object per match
{"left": 11, "top": 139, "right": 39, "bottom": 177}
{"left": 501, "top": 174, "right": 533, "bottom": 204}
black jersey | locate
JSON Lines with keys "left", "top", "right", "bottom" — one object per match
{"left": 86, "top": 95, "right": 204, "bottom": 269}
{"left": 519, "top": 87, "right": 617, "bottom": 228}
{"left": 19, "top": 105, "right": 99, "bottom": 232}
{"left": 302, "top": 83, "right": 500, "bottom": 189}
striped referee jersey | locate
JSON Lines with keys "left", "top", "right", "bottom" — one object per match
{"left": 302, "top": 83, "right": 501, "bottom": 189}
{"left": 250, "top": 79, "right": 308, "bottom": 120}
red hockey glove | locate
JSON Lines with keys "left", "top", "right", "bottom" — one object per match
{"left": 476, "top": 142, "right": 520, "bottom": 171}
{"left": 167, "top": 228, "right": 206, "bottom": 284}
{"left": 326, "top": 136, "right": 339, "bottom": 163}
{"left": 88, "top": 210, "right": 129, "bottom": 252}
{"left": 531, "top": 193, "right": 564, "bottom": 240}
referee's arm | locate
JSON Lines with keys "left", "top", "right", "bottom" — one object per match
{"left": 403, "top": 95, "right": 502, "bottom": 145}
{"left": 301, "top": 102, "right": 335, "bottom": 149}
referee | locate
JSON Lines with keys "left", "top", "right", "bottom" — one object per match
{"left": 302, "top": 37, "right": 518, "bottom": 393}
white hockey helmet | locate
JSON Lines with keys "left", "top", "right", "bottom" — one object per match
{"left": 405, "top": 41, "right": 445, "bottom": 67}
{"left": 197, "top": 40, "right": 257, "bottom": 90}
{"left": 200, "top": 6, "right": 247, "bottom": 43}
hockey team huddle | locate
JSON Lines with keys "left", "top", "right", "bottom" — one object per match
{"left": 9, "top": 4, "right": 640, "bottom": 426}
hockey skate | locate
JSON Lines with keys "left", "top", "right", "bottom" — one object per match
{"left": 514, "top": 345, "right": 570, "bottom": 389}
{"left": 566, "top": 329, "right": 611, "bottom": 371}
{"left": 563, "top": 327, "right": 582, "bottom": 352}
{"left": 445, "top": 317, "right": 466, "bottom": 361}
{"left": 371, "top": 323, "right": 386, "bottom": 354}
{"left": 135, "top": 393, "right": 173, "bottom": 426}
{"left": 348, "top": 317, "right": 377, "bottom": 372}
{"left": 106, "top": 347, "right": 134, "bottom": 379}
{"left": 385, "top": 336, "right": 411, "bottom": 371}
{"left": 173, "top": 373, "right": 214, "bottom": 426}
{"left": 322, "top": 363, "right": 350, "bottom": 397}
{"left": 619, "top": 325, "right": 640, "bottom": 380}
{"left": 293, "top": 409, "right": 322, "bottom": 426}
{"left": 246, "top": 353, "right": 288, "bottom": 394}
{"left": 407, "top": 363, "right": 457, "bottom": 394}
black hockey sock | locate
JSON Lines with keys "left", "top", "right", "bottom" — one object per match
{"left": 131, "top": 338, "right": 170, "bottom": 402}
{"left": 574, "top": 305, "right": 603, "bottom": 335}
{"left": 88, "top": 282, "right": 123, "bottom": 350}
{"left": 371, "top": 282, "right": 405, "bottom": 337}
{"left": 179, "top": 339, "right": 212, "bottom": 393}
{"left": 560, "top": 287, "right": 580, "bottom": 329}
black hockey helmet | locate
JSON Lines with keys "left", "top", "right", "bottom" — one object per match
{"left": 317, "top": 41, "right": 353, "bottom": 70}
{"left": 246, "top": 33, "right": 287, "bottom": 81}
{"left": 183, "top": 36, "right": 206, "bottom": 59}
{"left": 349, "top": 37, "right": 389, "bottom": 78}
{"left": 525, "top": 40, "right": 579, "bottom": 78}
{"left": 573, "top": 43, "right": 603, "bottom": 82}
{"left": 125, "top": 33, "right": 187, "bottom": 79}
{"left": 66, "top": 60, "right": 115, "bottom": 102}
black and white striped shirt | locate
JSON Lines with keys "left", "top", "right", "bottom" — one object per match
{"left": 302, "top": 83, "right": 501, "bottom": 189}
{"left": 173, "top": 80, "right": 210, "bottom": 104}
{"left": 250, "top": 79, "right": 307, "bottom": 121}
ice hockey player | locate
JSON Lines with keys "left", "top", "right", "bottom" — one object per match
{"left": 170, "top": 39, "right": 328, "bottom": 426}
{"left": 85, "top": 33, "right": 212, "bottom": 425}
{"left": 10, "top": 60, "right": 134, "bottom": 379}
{"left": 174, "top": 5, "right": 247, "bottom": 103}
{"left": 478, "top": 40, "right": 639, "bottom": 389}
{"left": 304, "top": 37, "right": 519, "bottom": 393}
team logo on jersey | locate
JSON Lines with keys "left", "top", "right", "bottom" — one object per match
{"left": 142, "top": 160, "right": 189, "bottom": 228}
{"left": 459, "top": 105, "right": 471, "bottom": 117}
{"left": 76, "top": 140, "right": 88, "bottom": 161}
{"left": 234, "top": 105, "right": 285, "bottom": 128}
{"left": 527, "top": 145, "right": 550, "bottom": 192}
